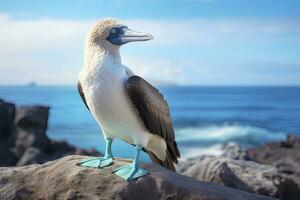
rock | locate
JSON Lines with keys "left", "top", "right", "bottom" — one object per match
{"left": 51, "top": 140, "right": 100, "bottom": 157}
{"left": 221, "top": 143, "right": 251, "bottom": 160}
{"left": 277, "top": 177, "right": 300, "bottom": 200}
{"left": 248, "top": 135, "right": 300, "bottom": 200}
{"left": 0, "top": 100, "right": 15, "bottom": 141}
{"left": 0, "top": 99, "right": 101, "bottom": 167}
{"left": 15, "top": 106, "right": 53, "bottom": 153}
{"left": 0, "top": 155, "right": 276, "bottom": 200}
{"left": 178, "top": 155, "right": 280, "bottom": 198}
{"left": 16, "top": 141, "right": 101, "bottom": 166}
{"left": 0, "top": 147, "right": 18, "bottom": 167}
{"left": 0, "top": 100, "right": 18, "bottom": 166}
{"left": 247, "top": 135, "right": 300, "bottom": 170}
{"left": 16, "top": 147, "right": 45, "bottom": 166}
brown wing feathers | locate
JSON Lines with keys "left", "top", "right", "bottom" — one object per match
{"left": 126, "top": 76, "right": 180, "bottom": 171}
{"left": 77, "top": 81, "right": 90, "bottom": 111}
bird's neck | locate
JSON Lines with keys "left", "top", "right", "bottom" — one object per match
{"left": 83, "top": 43, "right": 122, "bottom": 71}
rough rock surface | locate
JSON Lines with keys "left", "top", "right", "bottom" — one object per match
{"left": 248, "top": 135, "right": 300, "bottom": 177}
{"left": 178, "top": 140, "right": 300, "bottom": 200}
{"left": 0, "top": 99, "right": 100, "bottom": 167}
{"left": 0, "top": 155, "right": 276, "bottom": 200}
{"left": 178, "top": 155, "right": 280, "bottom": 198}
{"left": 0, "top": 100, "right": 15, "bottom": 141}
{"left": 248, "top": 135, "right": 300, "bottom": 200}
{"left": 221, "top": 143, "right": 251, "bottom": 160}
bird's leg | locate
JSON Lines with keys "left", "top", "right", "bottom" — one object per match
{"left": 104, "top": 137, "right": 113, "bottom": 158}
{"left": 113, "top": 145, "right": 148, "bottom": 181}
{"left": 77, "top": 137, "right": 114, "bottom": 168}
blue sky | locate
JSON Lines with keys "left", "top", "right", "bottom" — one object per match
{"left": 0, "top": 0, "right": 300, "bottom": 85}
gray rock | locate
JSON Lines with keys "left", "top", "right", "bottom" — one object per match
{"left": 0, "top": 99, "right": 101, "bottom": 167}
{"left": 15, "top": 106, "right": 53, "bottom": 153}
{"left": 0, "top": 100, "right": 15, "bottom": 141}
{"left": 178, "top": 155, "right": 280, "bottom": 198}
{"left": 16, "top": 141, "right": 101, "bottom": 166}
{"left": 221, "top": 143, "right": 250, "bottom": 160}
{"left": 0, "top": 100, "right": 17, "bottom": 166}
{"left": 0, "top": 155, "right": 276, "bottom": 200}
{"left": 0, "top": 147, "right": 18, "bottom": 167}
{"left": 248, "top": 135, "right": 300, "bottom": 200}
{"left": 16, "top": 147, "right": 46, "bottom": 166}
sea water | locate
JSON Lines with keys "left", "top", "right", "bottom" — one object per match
{"left": 1, "top": 86, "right": 299, "bottom": 161}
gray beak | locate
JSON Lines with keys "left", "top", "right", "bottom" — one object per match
{"left": 107, "top": 26, "right": 153, "bottom": 46}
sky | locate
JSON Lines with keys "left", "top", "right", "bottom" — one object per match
{"left": 0, "top": 0, "right": 300, "bottom": 86}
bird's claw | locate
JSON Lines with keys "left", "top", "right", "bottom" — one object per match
{"left": 77, "top": 156, "right": 114, "bottom": 168}
{"left": 113, "top": 164, "right": 148, "bottom": 181}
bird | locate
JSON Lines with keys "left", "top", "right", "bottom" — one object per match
{"left": 77, "top": 18, "right": 180, "bottom": 181}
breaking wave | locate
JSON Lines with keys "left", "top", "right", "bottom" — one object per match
{"left": 175, "top": 124, "right": 287, "bottom": 160}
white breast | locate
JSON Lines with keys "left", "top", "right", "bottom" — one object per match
{"left": 79, "top": 55, "right": 150, "bottom": 146}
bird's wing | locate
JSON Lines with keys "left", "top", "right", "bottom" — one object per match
{"left": 126, "top": 75, "right": 180, "bottom": 171}
{"left": 124, "top": 65, "right": 135, "bottom": 77}
{"left": 77, "top": 81, "right": 90, "bottom": 111}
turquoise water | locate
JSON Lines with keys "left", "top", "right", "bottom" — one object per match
{"left": 1, "top": 86, "right": 300, "bottom": 160}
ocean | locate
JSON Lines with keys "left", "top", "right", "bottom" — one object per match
{"left": 1, "top": 86, "right": 300, "bottom": 161}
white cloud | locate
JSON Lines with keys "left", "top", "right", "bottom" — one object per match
{"left": 0, "top": 13, "right": 299, "bottom": 85}
{"left": 125, "top": 18, "right": 300, "bottom": 46}
{"left": 0, "top": 13, "right": 93, "bottom": 85}
{"left": 123, "top": 55, "right": 186, "bottom": 84}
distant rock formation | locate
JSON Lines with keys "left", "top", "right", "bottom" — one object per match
{"left": 248, "top": 135, "right": 300, "bottom": 200}
{"left": 178, "top": 155, "right": 280, "bottom": 197}
{"left": 0, "top": 99, "right": 100, "bottom": 167}
{"left": 178, "top": 143, "right": 300, "bottom": 200}
{"left": 0, "top": 155, "right": 275, "bottom": 200}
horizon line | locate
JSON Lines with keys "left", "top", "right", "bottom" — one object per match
{"left": 1, "top": 84, "right": 300, "bottom": 87}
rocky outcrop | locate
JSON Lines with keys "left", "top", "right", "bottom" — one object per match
{"left": 178, "top": 142, "right": 300, "bottom": 200}
{"left": 0, "top": 100, "right": 15, "bottom": 141}
{"left": 178, "top": 155, "right": 280, "bottom": 198}
{"left": 1, "top": 99, "right": 298, "bottom": 199}
{"left": 0, "top": 155, "right": 276, "bottom": 200}
{"left": 221, "top": 143, "right": 251, "bottom": 160}
{"left": 248, "top": 135, "right": 300, "bottom": 177}
{"left": 248, "top": 135, "right": 300, "bottom": 200}
{"left": 0, "top": 99, "right": 100, "bottom": 167}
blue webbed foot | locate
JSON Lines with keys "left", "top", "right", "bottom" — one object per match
{"left": 113, "top": 164, "right": 148, "bottom": 181}
{"left": 77, "top": 156, "right": 113, "bottom": 168}
{"left": 77, "top": 137, "right": 114, "bottom": 168}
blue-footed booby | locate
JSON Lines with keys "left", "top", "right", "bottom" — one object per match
{"left": 77, "top": 18, "right": 180, "bottom": 181}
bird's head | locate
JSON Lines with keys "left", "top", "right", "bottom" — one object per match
{"left": 86, "top": 18, "right": 153, "bottom": 53}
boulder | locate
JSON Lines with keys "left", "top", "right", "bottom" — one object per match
{"left": 221, "top": 143, "right": 251, "bottom": 160}
{"left": 0, "top": 100, "right": 15, "bottom": 141}
{"left": 14, "top": 106, "right": 53, "bottom": 153}
{"left": 248, "top": 135, "right": 300, "bottom": 167}
{"left": 0, "top": 147, "right": 18, "bottom": 167}
{"left": 16, "top": 141, "right": 101, "bottom": 166}
{"left": 178, "top": 155, "right": 280, "bottom": 198}
{"left": 0, "top": 155, "right": 276, "bottom": 200}
{"left": 16, "top": 147, "right": 52, "bottom": 166}
{"left": 0, "top": 100, "right": 17, "bottom": 166}
{"left": 248, "top": 135, "right": 300, "bottom": 200}
{"left": 0, "top": 99, "right": 101, "bottom": 167}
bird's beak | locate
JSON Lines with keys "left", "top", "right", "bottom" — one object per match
{"left": 107, "top": 27, "right": 153, "bottom": 46}
{"left": 120, "top": 28, "right": 153, "bottom": 44}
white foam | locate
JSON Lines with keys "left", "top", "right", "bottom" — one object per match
{"left": 176, "top": 124, "right": 286, "bottom": 143}
{"left": 175, "top": 124, "right": 287, "bottom": 160}
{"left": 179, "top": 144, "right": 225, "bottom": 161}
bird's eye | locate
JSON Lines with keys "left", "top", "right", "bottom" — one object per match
{"left": 110, "top": 28, "right": 117, "bottom": 35}
{"left": 121, "top": 26, "right": 128, "bottom": 31}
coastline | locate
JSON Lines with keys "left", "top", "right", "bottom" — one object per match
{"left": 1, "top": 99, "right": 300, "bottom": 199}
